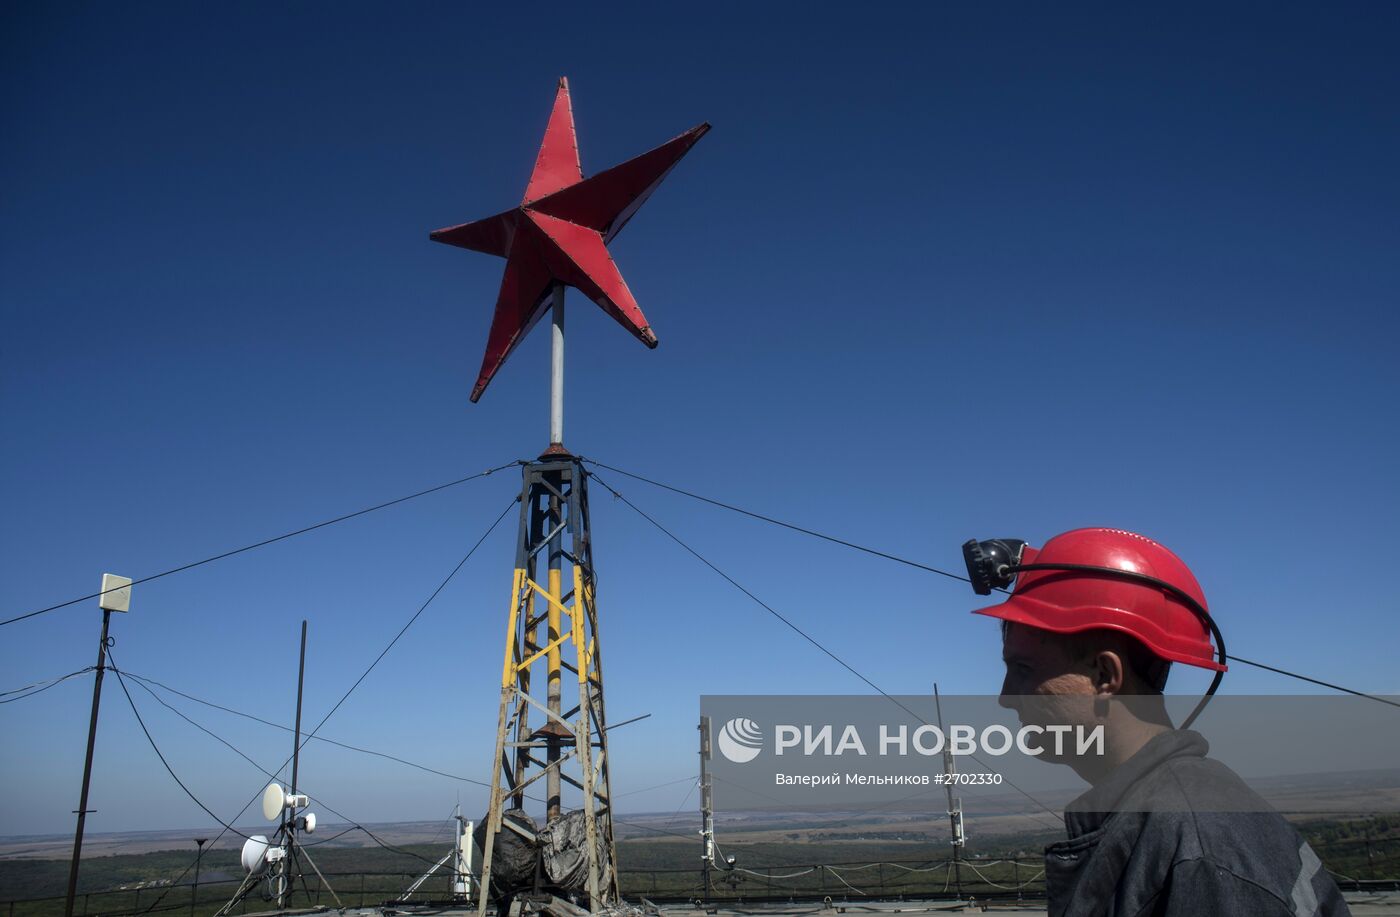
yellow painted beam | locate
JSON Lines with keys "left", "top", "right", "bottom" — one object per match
{"left": 524, "top": 577, "right": 575, "bottom": 620}
{"left": 519, "top": 632, "right": 572, "bottom": 674}
{"left": 500, "top": 569, "right": 525, "bottom": 688}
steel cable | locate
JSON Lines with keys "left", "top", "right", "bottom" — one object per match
{"left": 582, "top": 458, "right": 1398, "bottom": 712}
{"left": 296, "top": 494, "right": 519, "bottom": 749}
{"left": 2, "top": 460, "right": 523, "bottom": 628}
{"left": 0, "top": 666, "right": 95, "bottom": 703}
{"left": 108, "top": 660, "right": 256, "bottom": 840}
{"left": 588, "top": 470, "right": 1058, "bottom": 828}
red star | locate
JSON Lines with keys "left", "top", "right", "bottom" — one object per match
{"left": 431, "top": 78, "right": 710, "bottom": 402}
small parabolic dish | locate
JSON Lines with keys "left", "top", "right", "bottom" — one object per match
{"left": 262, "top": 783, "right": 286, "bottom": 821}
{"left": 241, "top": 836, "right": 270, "bottom": 875}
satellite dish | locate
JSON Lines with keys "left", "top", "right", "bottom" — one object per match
{"left": 262, "top": 783, "right": 286, "bottom": 821}
{"left": 241, "top": 836, "right": 270, "bottom": 875}
{"left": 300, "top": 812, "right": 317, "bottom": 834}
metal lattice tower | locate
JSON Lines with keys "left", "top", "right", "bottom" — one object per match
{"left": 476, "top": 455, "right": 618, "bottom": 913}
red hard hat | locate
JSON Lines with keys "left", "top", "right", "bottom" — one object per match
{"left": 973, "top": 528, "right": 1225, "bottom": 671}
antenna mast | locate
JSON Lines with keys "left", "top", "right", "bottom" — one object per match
{"left": 64, "top": 574, "right": 131, "bottom": 917}
{"left": 934, "top": 684, "right": 965, "bottom": 900}
{"left": 277, "top": 620, "right": 309, "bottom": 909}
{"left": 216, "top": 622, "right": 337, "bottom": 917}
{"left": 699, "top": 715, "right": 715, "bottom": 901}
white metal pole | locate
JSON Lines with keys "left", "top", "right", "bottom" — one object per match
{"left": 462, "top": 818, "right": 475, "bottom": 898}
{"left": 550, "top": 283, "right": 565, "bottom": 446}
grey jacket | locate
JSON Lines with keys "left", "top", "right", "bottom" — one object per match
{"left": 1044, "top": 730, "right": 1350, "bottom": 917}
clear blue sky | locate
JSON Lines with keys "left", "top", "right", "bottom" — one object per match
{"left": 3, "top": 3, "right": 1398, "bottom": 838}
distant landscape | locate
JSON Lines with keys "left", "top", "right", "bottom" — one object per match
{"left": 3, "top": 804, "right": 1396, "bottom": 917}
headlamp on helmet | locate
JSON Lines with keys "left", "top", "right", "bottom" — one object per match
{"left": 962, "top": 538, "right": 1028, "bottom": 595}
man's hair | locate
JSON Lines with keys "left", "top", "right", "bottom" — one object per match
{"left": 1002, "top": 621, "right": 1172, "bottom": 694}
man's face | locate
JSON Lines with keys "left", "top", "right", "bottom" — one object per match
{"left": 999, "top": 622, "right": 1097, "bottom": 758}
{"left": 998, "top": 622, "right": 1095, "bottom": 699}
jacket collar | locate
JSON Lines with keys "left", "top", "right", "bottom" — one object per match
{"left": 1063, "top": 729, "right": 1209, "bottom": 838}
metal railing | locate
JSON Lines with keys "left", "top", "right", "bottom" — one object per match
{"left": 5, "top": 857, "right": 1397, "bottom": 917}
{"left": 1, "top": 872, "right": 428, "bottom": 917}
{"left": 0, "top": 860, "right": 1041, "bottom": 917}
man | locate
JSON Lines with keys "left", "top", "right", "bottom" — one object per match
{"left": 966, "top": 527, "right": 1350, "bottom": 917}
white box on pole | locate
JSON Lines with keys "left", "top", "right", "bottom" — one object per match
{"left": 99, "top": 574, "right": 132, "bottom": 612}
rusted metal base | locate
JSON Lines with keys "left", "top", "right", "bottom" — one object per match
{"left": 540, "top": 442, "right": 573, "bottom": 460}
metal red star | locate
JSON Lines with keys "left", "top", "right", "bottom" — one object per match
{"left": 431, "top": 78, "right": 709, "bottom": 403}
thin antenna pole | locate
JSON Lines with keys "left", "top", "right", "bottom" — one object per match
{"left": 453, "top": 804, "right": 471, "bottom": 899}
{"left": 190, "top": 839, "right": 207, "bottom": 917}
{"left": 64, "top": 609, "right": 113, "bottom": 917}
{"left": 698, "top": 715, "right": 714, "bottom": 901}
{"left": 934, "top": 684, "right": 964, "bottom": 900}
{"left": 549, "top": 283, "right": 565, "bottom": 447}
{"left": 280, "top": 620, "right": 308, "bottom": 910}
{"left": 292, "top": 620, "right": 307, "bottom": 796}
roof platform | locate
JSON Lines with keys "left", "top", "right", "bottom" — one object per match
{"left": 231, "top": 893, "right": 1400, "bottom": 917}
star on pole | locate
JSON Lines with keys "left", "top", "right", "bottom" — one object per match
{"left": 431, "top": 78, "right": 710, "bottom": 403}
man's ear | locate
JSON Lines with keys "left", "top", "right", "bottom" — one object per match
{"left": 1093, "top": 650, "right": 1126, "bottom": 696}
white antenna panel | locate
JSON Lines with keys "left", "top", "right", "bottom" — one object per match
{"left": 99, "top": 574, "right": 132, "bottom": 613}
{"left": 261, "top": 783, "right": 286, "bottom": 821}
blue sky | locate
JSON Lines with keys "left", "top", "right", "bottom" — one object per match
{"left": 2, "top": 3, "right": 1398, "bottom": 837}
